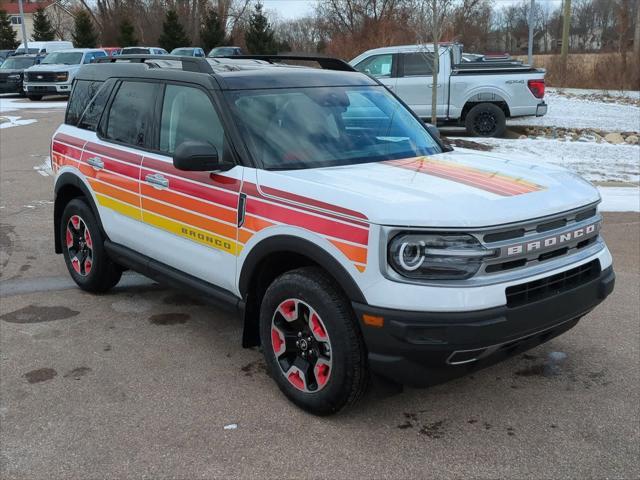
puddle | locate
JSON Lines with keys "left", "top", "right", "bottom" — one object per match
{"left": 1, "top": 305, "right": 79, "bottom": 324}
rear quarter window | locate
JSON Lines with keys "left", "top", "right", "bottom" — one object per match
{"left": 65, "top": 80, "right": 104, "bottom": 125}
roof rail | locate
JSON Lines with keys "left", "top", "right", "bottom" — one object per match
{"left": 215, "top": 55, "right": 356, "bottom": 72}
{"left": 95, "top": 55, "right": 213, "bottom": 74}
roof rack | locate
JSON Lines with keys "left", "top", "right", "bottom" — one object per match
{"left": 95, "top": 55, "right": 214, "bottom": 74}
{"left": 214, "top": 55, "right": 356, "bottom": 72}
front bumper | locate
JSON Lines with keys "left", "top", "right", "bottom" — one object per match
{"left": 23, "top": 83, "right": 72, "bottom": 95}
{"left": 353, "top": 265, "right": 614, "bottom": 387}
{"left": 536, "top": 101, "right": 548, "bottom": 116}
{"left": 0, "top": 81, "right": 23, "bottom": 94}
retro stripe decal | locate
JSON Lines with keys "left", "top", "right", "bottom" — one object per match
{"left": 52, "top": 134, "right": 370, "bottom": 272}
{"left": 386, "top": 157, "right": 544, "bottom": 197}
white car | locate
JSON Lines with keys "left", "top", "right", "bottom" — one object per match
{"left": 351, "top": 44, "right": 548, "bottom": 137}
{"left": 23, "top": 48, "right": 107, "bottom": 100}
{"left": 13, "top": 40, "right": 73, "bottom": 56}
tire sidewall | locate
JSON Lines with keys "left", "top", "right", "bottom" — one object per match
{"left": 466, "top": 103, "right": 506, "bottom": 137}
{"left": 259, "top": 270, "right": 362, "bottom": 414}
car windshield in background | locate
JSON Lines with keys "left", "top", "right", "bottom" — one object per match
{"left": 209, "top": 47, "right": 239, "bottom": 57}
{"left": 13, "top": 48, "right": 39, "bottom": 55}
{"left": 0, "top": 57, "right": 35, "bottom": 69}
{"left": 42, "top": 52, "right": 83, "bottom": 65}
{"left": 121, "top": 48, "right": 150, "bottom": 54}
{"left": 227, "top": 85, "right": 441, "bottom": 170}
{"left": 171, "top": 48, "right": 192, "bottom": 55}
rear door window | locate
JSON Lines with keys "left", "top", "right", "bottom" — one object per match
{"left": 65, "top": 80, "right": 104, "bottom": 125}
{"left": 401, "top": 52, "right": 436, "bottom": 76}
{"left": 103, "top": 81, "right": 160, "bottom": 148}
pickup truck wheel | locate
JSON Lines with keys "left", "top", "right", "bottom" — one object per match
{"left": 60, "top": 199, "right": 122, "bottom": 293}
{"left": 260, "top": 267, "right": 369, "bottom": 415}
{"left": 465, "top": 103, "right": 506, "bottom": 137}
{"left": 27, "top": 95, "right": 43, "bottom": 101}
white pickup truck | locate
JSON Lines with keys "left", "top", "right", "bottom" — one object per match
{"left": 351, "top": 44, "right": 547, "bottom": 137}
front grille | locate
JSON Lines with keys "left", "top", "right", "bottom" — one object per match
{"left": 26, "top": 72, "right": 58, "bottom": 82}
{"left": 0, "top": 72, "right": 9, "bottom": 82}
{"left": 505, "top": 260, "right": 600, "bottom": 308}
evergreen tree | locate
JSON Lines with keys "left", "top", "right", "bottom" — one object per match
{"left": 158, "top": 9, "right": 190, "bottom": 52}
{"left": 118, "top": 18, "right": 137, "bottom": 47}
{"left": 72, "top": 10, "right": 98, "bottom": 48}
{"left": 200, "top": 8, "right": 225, "bottom": 52}
{"left": 0, "top": 10, "right": 19, "bottom": 50}
{"left": 32, "top": 7, "right": 56, "bottom": 41}
{"left": 244, "top": 3, "right": 278, "bottom": 54}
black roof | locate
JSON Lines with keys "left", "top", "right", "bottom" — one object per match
{"left": 81, "top": 54, "right": 377, "bottom": 90}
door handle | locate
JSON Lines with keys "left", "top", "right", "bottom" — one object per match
{"left": 427, "top": 84, "right": 442, "bottom": 88}
{"left": 145, "top": 173, "right": 169, "bottom": 189}
{"left": 87, "top": 156, "right": 104, "bottom": 170}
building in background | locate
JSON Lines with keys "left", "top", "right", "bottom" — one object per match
{"left": 0, "top": 0, "right": 74, "bottom": 42}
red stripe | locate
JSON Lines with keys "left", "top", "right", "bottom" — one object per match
{"left": 84, "top": 142, "right": 143, "bottom": 166}
{"left": 52, "top": 141, "right": 83, "bottom": 161}
{"left": 54, "top": 133, "right": 86, "bottom": 149}
{"left": 246, "top": 197, "right": 368, "bottom": 245}
{"left": 140, "top": 168, "right": 239, "bottom": 209}
{"left": 142, "top": 157, "right": 241, "bottom": 192}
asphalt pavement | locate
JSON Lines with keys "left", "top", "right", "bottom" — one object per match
{"left": 0, "top": 104, "right": 638, "bottom": 479}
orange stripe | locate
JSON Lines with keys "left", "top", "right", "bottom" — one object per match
{"left": 243, "top": 214, "right": 275, "bottom": 232}
{"left": 238, "top": 228, "right": 253, "bottom": 244}
{"left": 142, "top": 197, "right": 237, "bottom": 240}
{"left": 355, "top": 264, "right": 366, "bottom": 273}
{"left": 88, "top": 179, "right": 139, "bottom": 207}
{"left": 330, "top": 239, "right": 368, "bottom": 264}
{"left": 141, "top": 184, "right": 237, "bottom": 225}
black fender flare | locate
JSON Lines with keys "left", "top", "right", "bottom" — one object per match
{"left": 53, "top": 172, "right": 105, "bottom": 253}
{"left": 238, "top": 235, "right": 367, "bottom": 303}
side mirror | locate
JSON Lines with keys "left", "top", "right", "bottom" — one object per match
{"left": 425, "top": 123, "right": 441, "bottom": 139}
{"left": 173, "top": 141, "right": 233, "bottom": 171}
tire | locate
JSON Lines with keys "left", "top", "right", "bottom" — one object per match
{"left": 465, "top": 103, "right": 506, "bottom": 137}
{"left": 27, "top": 95, "right": 43, "bottom": 101}
{"left": 60, "top": 198, "right": 122, "bottom": 293}
{"left": 260, "top": 267, "right": 369, "bottom": 415}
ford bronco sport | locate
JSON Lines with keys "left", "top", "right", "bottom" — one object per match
{"left": 51, "top": 55, "right": 615, "bottom": 415}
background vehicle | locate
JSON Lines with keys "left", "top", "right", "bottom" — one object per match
{"left": 14, "top": 41, "right": 74, "bottom": 56}
{"left": 51, "top": 55, "right": 613, "bottom": 415}
{"left": 23, "top": 48, "right": 107, "bottom": 100}
{"left": 101, "top": 47, "right": 122, "bottom": 57}
{"left": 0, "top": 49, "right": 15, "bottom": 61}
{"left": 208, "top": 46, "right": 243, "bottom": 57}
{"left": 170, "top": 47, "right": 205, "bottom": 57}
{"left": 0, "top": 55, "right": 41, "bottom": 95}
{"left": 351, "top": 44, "right": 547, "bottom": 137}
{"left": 121, "top": 46, "right": 168, "bottom": 55}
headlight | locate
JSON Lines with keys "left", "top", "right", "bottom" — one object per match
{"left": 7, "top": 74, "right": 20, "bottom": 79}
{"left": 388, "top": 233, "right": 496, "bottom": 280}
{"left": 55, "top": 72, "right": 68, "bottom": 81}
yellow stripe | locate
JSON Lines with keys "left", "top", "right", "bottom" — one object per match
{"left": 143, "top": 211, "right": 240, "bottom": 256}
{"left": 96, "top": 193, "right": 142, "bottom": 221}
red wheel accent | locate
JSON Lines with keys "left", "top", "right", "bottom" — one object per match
{"left": 84, "top": 258, "right": 92, "bottom": 275}
{"left": 271, "top": 327, "right": 285, "bottom": 356}
{"left": 71, "top": 257, "right": 81, "bottom": 274}
{"left": 288, "top": 369, "right": 305, "bottom": 391}
{"left": 278, "top": 299, "right": 297, "bottom": 320}
{"left": 84, "top": 228, "right": 92, "bottom": 248}
{"left": 314, "top": 362, "right": 330, "bottom": 387}
{"left": 66, "top": 227, "right": 73, "bottom": 248}
{"left": 70, "top": 215, "right": 80, "bottom": 229}
{"left": 310, "top": 313, "right": 327, "bottom": 340}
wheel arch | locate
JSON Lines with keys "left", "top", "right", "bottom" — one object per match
{"left": 54, "top": 173, "right": 104, "bottom": 254}
{"left": 238, "top": 235, "right": 366, "bottom": 348}
{"left": 460, "top": 88, "right": 511, "bottom": 120}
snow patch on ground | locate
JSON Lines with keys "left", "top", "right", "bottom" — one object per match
{"left": 462, "top": 136, "right": 640, "bottom": 184}
{"left": 0, "top": 115, "right": 37, "bottom": 129}
{"left": 508, "top": 90, "right": 640, "bottom": 132}
{"left": 598, "top": 187, "right": 640, "bottom": 212}
{"left": 0, "top": 96, "right": 67, "bottom": 114}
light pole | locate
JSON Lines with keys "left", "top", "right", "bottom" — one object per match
{"left": 527, "top": 0, "right": 535, "bottom": 66}
{"left": 17, "top": 0, "right": 29, "bottom": 52}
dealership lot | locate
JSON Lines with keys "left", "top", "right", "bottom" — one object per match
{"left": 1, "top": 104, "right": 639, "bottom": 478}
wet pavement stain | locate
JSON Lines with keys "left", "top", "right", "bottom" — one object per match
{"left": 1, "top": 305, "right": 79, "bottom": 324}
{"left": 63, "top": 367, "right": 92, "bottom": 380}
{"left": 506, "top": 426, "right": 516, "bottom": 436}
{"left": 419, "top": 420, "right": 446, "bottom": 439}
{"left": 0, "top": 223, "right": 15, "bottom": 269}
{"left": 515, "top": 364, "right": 546, "bottom": 377}
{"left": 162, "top": 293, "right": 205, "bottom": 306}
{"left": 19, "top": 264, "right": 31, "bottom": 273}
{"left": 103, "top": 344, "right": 112, "bottom": 352}
{"left": 241, "top": 360, "right": 267, "bottom": 377}
{"left": 397, "top": 421, "right": 413, "bottom": 429}
{"left": 24, "top": 368, "right": 57, "bottom": 383}
{"left": 148, "top": 313, "right": 190, "bottom": 325}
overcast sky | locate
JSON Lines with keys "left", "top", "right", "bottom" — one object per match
{"left": 261, "top": 0, "right": 564, "bottom": 21}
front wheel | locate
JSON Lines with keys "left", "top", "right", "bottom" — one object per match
{"left": 60, "top": 198, "right": 122, "bottom": 293}
{"left": 27, "top": 95, "right": 43, "bottom": 101}
{"left": 465, "top": 103, "right": 506, "bottom": 137}
{"left": 260, "top": 267, "right": 369, "bottom": 415}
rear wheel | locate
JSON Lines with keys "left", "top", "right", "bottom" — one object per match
{"left": 27, "top": 95, "right": 43, "bottom": 101}
{"left": 60, "top": 199, "right": 121, "bottom": 293}
{"left": 465, "top": 103, "right": 506, "bottom": 137}
{"left": 260, "top": 267, "right": 369, "bottom": 415}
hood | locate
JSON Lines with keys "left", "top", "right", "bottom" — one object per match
{"left": 256, "top": 148, "right": 600, "bottom": 228}
{"left": 26, "top": 63, "right": 79, "bottom": 72}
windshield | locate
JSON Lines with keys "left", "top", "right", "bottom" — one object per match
{"left": 14, "top": 48, "right": 40, "bottom": 55}
{"left": 122, "top": 47, "right": 150, "bottom": 54}
{"left": 210, "top": 47, "right": 238, "bottom": 57}
{"left": 42, "top": 52, "right": 83, "bottom": 65}
{"left": 171, "top": 48, "right": 192, "bottom": 55}
{"left": 227, "top": 86, "right": 441, "bottom": 170}
{"left": 0, "top": 57, "right": 36, "bottom": 69}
